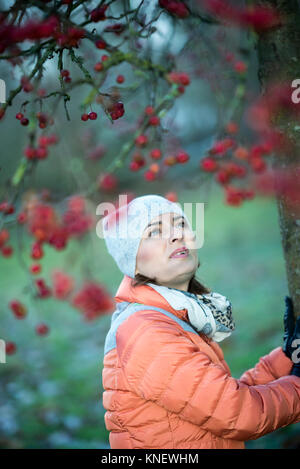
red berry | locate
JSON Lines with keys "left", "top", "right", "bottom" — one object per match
{"left": 176, "top": 151, "right": 189, "bottom": 163}
{"left": 24, "top": 147, "right": 37, "bottom": 160}
{"left": 6, "top": 341, "right": 16, "bottom": 355}
{"left": 89, "top": 112, "right": 97, "bottom": 120}
{"left": 81, "top": 113, "right": 89, "bottom": 121}
{"left": 16, "top": 112, "right": 24, "bottom": 120}
{"left": 225, "top": 187, "right": 243, "bottom": 206}
{"left": 9, "top": 300, "right": 27, "bottom": 319}
{"left": 30, "top": 263, "right": 42, "bottom": 274}
{"left": 116, "top": 74, "right": 125, "bottom": 84}
{"left": 234, "top": 61, "right": 247, "bottom": 73}
{"left": 20, "top": 117, "right": 29, "bottom": 126}
{"left": 35, "top": 323, "right": 49, "bottom": 336}
{"left": 135, "top": 135, "right": 148, "bottom": 146}
{"left": 60, "top": 69, "right": 69, "bottom": 78}
{"left": 101, "top": 54, "right": 109, "bottom": 61}
{"left": 144, "top": 170, "right": 156, "bottom": 181}
{"left": 145, "top": 106, "right": 155, "bottom": 115}
{"left": 1, "top": 245, "right": 13, "bottom": 256}
{"left": 90, "top": 5, "right": 108, "bottom": 22}
{"left": 250, "top": 157, "right": 266, "bottom": 173}
{"left": 94, "top": 62, "right": 103, "bottom": 72}
{"left": 17, "top": 212, "right": 27, "bottom": 224}
{"left": 149, "top": 116, "right": 160, "bottom": 126}
{"left": 38, "top": 136, "right": 49, "bottom": 147}
{"left": 99, "top": 173, "right": 118, "bottom": 191}
{"left": 215, "top": 169, "right": 230, "bottom": 185}
{"left": 36, "top": 147, "right": 48, "bottom": 159}
{"left": 165, "top": 191, "right": 178, "bottom": 202}
{"left": 226, "top": 121, "right": 238, "bottom": 134}
{"left": 31, "top": 242, "right": 44, "bottom": 260}
{"left": 129, "top": 161, "right": 141, "bottom": 171}
{"left": 0, "top": 229, "right": 9, "bottom": 246}
{"left": 163, "top": 155, "right": 177, "bottom": 166}
{"left": 95, "top": 39, "right": 106, "bottom": 49}
{"left": 201, "top": 157, "right": 218, "bottom": 172}
{"left": 2, "top": 203, "right": 14, "bottom": 215}
{"left": 150, "top": 148, "right": 162, "bottom": 160}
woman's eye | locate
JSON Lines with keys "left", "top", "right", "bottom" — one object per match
{"left": 148, "top": 228, "right": 160, "bottom": 237}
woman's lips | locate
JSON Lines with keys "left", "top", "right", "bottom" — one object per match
{"left": 170, "top": 249, "right": 189, "bottom": 259}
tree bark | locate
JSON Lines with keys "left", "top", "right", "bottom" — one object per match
{"left": 255, "top": 0, "right": 300, "bottom": 317}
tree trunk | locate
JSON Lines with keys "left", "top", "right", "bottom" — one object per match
{"left": 256, "top": 0, "right": 300, "bottom": 317}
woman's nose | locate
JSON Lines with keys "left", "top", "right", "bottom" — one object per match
{"left": 169, "top": 226, "right": 184, "bottom": 241}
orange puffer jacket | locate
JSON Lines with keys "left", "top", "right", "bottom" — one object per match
{"left": 102, "top": 275, "right": 300, "bottom": 449}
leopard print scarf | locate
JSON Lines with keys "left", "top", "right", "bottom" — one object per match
{"left": 147, "top": 283, "right": 235, "bottom": 342}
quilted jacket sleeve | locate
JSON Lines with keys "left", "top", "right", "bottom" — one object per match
{"left": 239, "top": 346, "right": 294, "bottom": 386}
{"left": 117, "top": 312, "right": 300, "bottom": 442}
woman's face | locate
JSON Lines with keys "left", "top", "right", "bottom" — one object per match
{"left": 135, "top": 211, "right": 199, "bottom": 291}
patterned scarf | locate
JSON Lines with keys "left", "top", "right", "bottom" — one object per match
{"left": 147, "top": 283, "right": 235, "bottom": 342}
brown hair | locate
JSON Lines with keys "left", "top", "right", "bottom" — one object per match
{"left": 131, "top": 260, "right": 211, "bottom": 295}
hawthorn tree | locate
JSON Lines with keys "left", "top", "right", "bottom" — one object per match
{"left": 1, "top": 0, "right": 300, "bottom": 358}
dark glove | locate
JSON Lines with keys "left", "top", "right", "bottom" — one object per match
{"left": 291, "top": 363, "right": 300, "bottom": 378}
{"left": 283, "top": 296, "right": 297, "bottom": 357}
{"left": 282, "top": 296, "right": 300, "bottom": 377}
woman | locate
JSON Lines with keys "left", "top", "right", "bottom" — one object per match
{"left": 101, "top": 194, "right": 300, "bottom": 449}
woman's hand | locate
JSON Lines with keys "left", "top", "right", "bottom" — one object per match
{"left": 282, "top": 296, "right": 300, "bottom": 359}
{"left": 282, "top": 296, "right": 300, "bottom": 377}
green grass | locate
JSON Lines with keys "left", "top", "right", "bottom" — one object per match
{"left": 1, "top": 184, "right": 299, "bottom": 449}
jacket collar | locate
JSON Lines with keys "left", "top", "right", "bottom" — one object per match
{"left": 115, "top": 275, "right": 189, "bottom": 322}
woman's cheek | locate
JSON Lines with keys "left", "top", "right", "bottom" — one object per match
{"left": 138, "top": 245, "right": 154, "bottom": 264}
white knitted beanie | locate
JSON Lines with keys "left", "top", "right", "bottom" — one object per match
{"left": 102, "top": 194, "right": 190, "bottom": 278}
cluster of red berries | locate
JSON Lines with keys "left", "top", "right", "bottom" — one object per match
{"left": 6, "top": 299, "right": 50, "bottom": 355}
{"left": 198, "top": 120, "right": 275, "bottom": 205}
{"left": 52, "top": 270, "right": 74, "bottom": 300}
{"left": 26, "top": 196, "right": 93, "bottom": 255}
{"left": 24, "top": 133, "right": 58, "bottom": 160}
{"left": 94, "top": 54, "right": 110, "bottom": 72}
{"left": 35, "top": 278, "right": 52, "bottom": 298}
{"left": 0, "top": 15, "right": 59, "bottom": 54}
{"left": 16, "top": 111, "right": 53, "bottom": 129}
{"left": 9, "top": 300, "right": 27, "bottom": 319}
{"left": 104, "top": 23, "right": 125, "bottom": 35}
{"left": 56, "top": 26, "right": 85, "bottom": 48}
{"left": 71, "top": 281, "right": 115, "bottom": 321}
{"left": 81, "top": 111, "right": 98, "bottom": 121}
{"left": 16, "top": 112, "right": 29, "bottom": 126}
{"left": 60, "top": 69, "right": 71, "bottom": 83}
{"left": 0, "top": 202, "right": 14, "bottom": 215}
{"left": 98, "top": 173, "right": 118, "bottom": 192}
{"left": 90, "top": 5, "right": 108, "bottom": 22}
{"left": 21, "top": 75, "right": 33, "bottom": 93}
{"left": 166, "top": 71, "right": 190, "bottom": 93}
{"left": 224, "top": 186, "right": 255, "bottom": 206}
{"left": 0, "top": 228, "right": 13, "bottom": 257}
{"left": 109, "top": 102, "right": 124, "bottom": 120}
{"left": 159, "top": 0, "right": 189, "bottom": 18}
{"left": 143, "top": 106, "right": 161, "bottom": 126}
